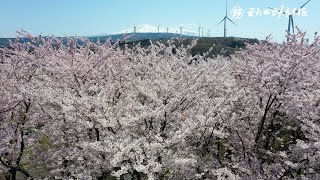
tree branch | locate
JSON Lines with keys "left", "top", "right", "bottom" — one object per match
{"left": 255, "top": 95, "right": 277, "bottom": 146}
{"left": 0, "top": 101, "right": 22, "bottom": 114}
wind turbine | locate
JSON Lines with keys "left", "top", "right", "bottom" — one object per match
{"left": 201, "top": 26, "right": 204, "bottom": 37}
{"left": 269, "top": 0, "right": 311, "bottom": 35}
{"left": 133, "top": 25, "right": 137, "bottom": 41}
{"left": 218, "top": 0, "right": 235, "bottom": 37}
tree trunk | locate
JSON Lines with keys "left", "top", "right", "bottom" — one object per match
{"left": 9, "top": 168, "right": 17, "bottom": 180}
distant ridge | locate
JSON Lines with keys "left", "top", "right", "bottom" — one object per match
{"left": 0, "top": 33, "right": 259, "bottom": 58}
{"left": 0, "top": 32, "right": 197, "bottom": 47}
{"left": 87, "top": 32, "right": 196, "bottom": 42}
{"left": 108, "top": 24, "right": 198, "bottom": 36}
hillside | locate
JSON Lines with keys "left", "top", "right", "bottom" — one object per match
{"left": 120, "top": 36, "right": 258, "bottom": 57}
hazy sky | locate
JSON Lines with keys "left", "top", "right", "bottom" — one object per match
{"left": 1, "top": 0, "right": 319, "bottom": 42}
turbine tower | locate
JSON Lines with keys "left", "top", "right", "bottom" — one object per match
{"left": 133, "top": 25, "right": 137, "bottom": 41}
{"left": 201, "top": 26, "right": 204, "bottom": 37}
{"left": 269, "top": 0, "right": 311, "bottom": 35}
{"left": 218, "top": 0, "right": 235, "bottom": 37}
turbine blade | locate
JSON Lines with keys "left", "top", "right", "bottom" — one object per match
{"left": 268, "top": 7, "right": 279, "bottom": 12}
{"left": 218, "top": 18, "right": 225, "bottom": 25}
{"left": 227, "top": 17, "right": 235, "bottom": 25}
{"left": 268, "top": 7, "right": 286, "bottom": 15}
{"left": 225, "top": 0, "right": 228, "bottom": 16}
{"left": 300, "top": 0, "right": 311, "bottom": 9}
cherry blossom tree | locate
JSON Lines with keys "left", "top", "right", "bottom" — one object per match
{"left": 0, "top": 34, "right": 41, "bottom": 179}
{"left": 34, "top": 37, "right": 235, "bottom": 179}
{"left": 0, "top": 30, "right": 319, "bottom": 179}
{"left": 229, "top": 31, "right": 320, "bottom": 179}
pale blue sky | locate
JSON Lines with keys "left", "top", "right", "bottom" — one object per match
{"left": 1, "top": 0, "right": 319, "bottom": 42}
